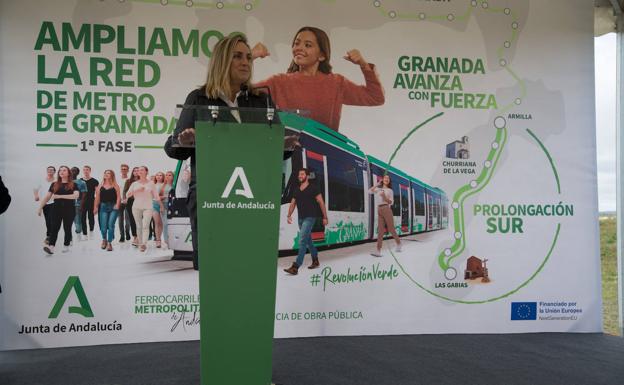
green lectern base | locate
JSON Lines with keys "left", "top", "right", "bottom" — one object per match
{"left": 195, "top": 113, "right": 284, "bottom": 385}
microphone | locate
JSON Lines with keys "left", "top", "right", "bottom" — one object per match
{"left": 239, "top": 84, "right": 249, "bottom": 103}
{"left": 253, "top": 85, "right": 274, "bottom": 125}
{"left": 252, "top": 85, "right": 272, "bottom": 108}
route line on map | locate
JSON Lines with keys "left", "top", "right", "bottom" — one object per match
{"left": 374, "top": 1, "right": 529, "bottom": 276}
{"left": 387, "top": 112, "right": 444, "bottom": 167}
{"left": 389, "top": 223, "right": 561, "bottom": 304}
{"left": 526, "top": 128, "right": 561, "bottom": 194}
{"left": 438, "top": 123, "right": 508, "bottom": 272}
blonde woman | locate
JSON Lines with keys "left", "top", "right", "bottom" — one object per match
{"left": 94, "top": 170, "right": 122, "bottom": 251}
{"left": 369, "top": 174, "right": 401, "bottom": 257}
{"left": 164, "top": 34, "right": 272, "bottom": 270}
{"left": 126, "top": 166, "right": 163, "bottom": 252}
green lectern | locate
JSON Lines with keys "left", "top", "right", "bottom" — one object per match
{"left": 183, "top": 105, "right": 284, "bottom": 385}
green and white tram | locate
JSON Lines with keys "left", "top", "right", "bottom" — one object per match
{"left": 167, "top": 112, "right": 448, "bottom": 256}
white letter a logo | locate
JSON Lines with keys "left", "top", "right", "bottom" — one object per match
{"left": 221, "top": 167, "right": 254, "bottom": 199}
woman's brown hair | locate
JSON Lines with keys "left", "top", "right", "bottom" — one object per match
{"left": 52, "top": 166, "right": 74, "bottom": 193}
{"left": 287, "top": 26, "right": 332, "bottom": 74}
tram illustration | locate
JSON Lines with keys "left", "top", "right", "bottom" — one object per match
{"left": 167, "top": 112, "right": 448, "bottom": 256}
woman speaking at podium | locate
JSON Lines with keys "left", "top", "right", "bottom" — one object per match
{"left": 164, "top": 34, "right": 271, "bottom": 271}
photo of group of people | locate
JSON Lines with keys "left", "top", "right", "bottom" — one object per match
{"left": 34, "top": 164, "right": 177, "bottom": 255}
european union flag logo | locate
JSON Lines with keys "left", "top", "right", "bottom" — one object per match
{"left": 511, "top": 302, "right": 537, "bottom": 320}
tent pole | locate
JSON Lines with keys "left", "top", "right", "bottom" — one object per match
{"left": 616, "top": 9, "right": 624, "bottom": 336}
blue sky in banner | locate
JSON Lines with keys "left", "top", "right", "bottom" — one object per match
{"left": 595, "top": 33, "right": 616, "bottom": 212}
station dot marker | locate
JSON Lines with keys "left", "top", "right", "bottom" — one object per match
{"left": 445, "top": 267, "right": 457, "bottom": 280}
{"left": 452, "top": 202, "right": 459, "bottom": 209}
{"left": 515, "top": 98, "right": 522, "bottom": 105}
{"left": 118, "top": 0, "right": 126, "bottom": 3}
{"left": 160, "top": 0, "right": 168, "bottom": 5}
{"left": 470, "top": 180, "right": 478, "bottom": 188}
{"left": 186, "top": 0, "right": 193, "bottom": 7}
{"left": 244, "top": 3, "right": 252, "bottom": 10}
{"left": 389, "top": 10, "right": 397, "bottom": 18}
{"left": 444, "top": 248, "right": 452, "bottom": 256}
{"left": 482, "top": 2, "right": 489, "bottom": 9}
{"left": 491, "top": 141, "right": 499, "bottom": 149}
{"left": 419, "top": 13, "right": 426, "bottom": 20}
{"left": 373, "top": 0, "right": 381, "bottom": 7}
{"left": 484, "top": 160, "right": 492, "bottom": 168}
{"left": 499, "top": 59, "right": 507, "bottom": 67}
{"left": 504, "top": 41, "right": 511, "bottom": 48}
{"left": 504, "top": 8, "right": 511, "bottom": 15}
{"left": 494, "top": 116, "right": 506, "bottom": 129}
{"left": 471, "top": 0, "right": 477, "bottom": 6}
{"left": 216, "top": 1, "right": 224, "bottom": 9}
{"left": 447, "top": 14, "right": 455, "bottom": 21}
{"left": 454, "top": 232, "right": 462, "bottom": 240}
{"left": 512, "top": 22, "right": 519, "bottom": 29}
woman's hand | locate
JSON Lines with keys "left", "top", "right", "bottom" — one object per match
{"left": 94, "top": 207, "right": 98, "bottom": 216}
{"left": 252, "top": 42, "right": 270, "bottom": 60}
{"left": 37, "top": 207, "right": 42, "bottom": 217}
{"left": 284, "top": 135, "right": 301, "bottom": 150}
{"left": 177, "top": 128, "right": 196, "bottom": 146}
{"left": 344, "top": 49, "right": 369, "bottom": 69}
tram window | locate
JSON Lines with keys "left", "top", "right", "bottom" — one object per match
{"left": 282, "top": 157, "right": 292, "bottom": 195}
{"left": 401, "top": 193, "right": 409, "bottom": 210}
{"left": 306, "top": 160, "right": 326, "bottom": 204}
{"left": 401, "top": 188, "right": 409, "bottom": 226}
{"left": 432, "top": 194, "right": 440, "bottom": 219}
{"left": 327, "top": 156, "right": 364, "bottom": 212}
{"left": 413, "top": 185, "right": 425, "bottom": 216}
{"left": 175, "top": 160, "right": 191, "bottom": 199}
{"left": 281, "top": 148, "right": 303, "bottom": 205}
{"left": 392, "top": 180, "right": 401, "bottom": 216}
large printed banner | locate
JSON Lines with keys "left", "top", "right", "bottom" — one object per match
{"left": 0, "top": 0, "right": 601, "bottom": 350}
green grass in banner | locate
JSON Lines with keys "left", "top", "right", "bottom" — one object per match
{"left": 600, "top": 216, "right": 619, "bottom": 335}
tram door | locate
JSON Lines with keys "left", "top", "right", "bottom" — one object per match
{"left": 303, "top": 149, "right": 327, "bottom": 243}
{"left": 426, "top": 192, "right": 434, "bottom": 230}
{"left": 370, "top": 173, "right": 383, "bottom": 240}
{"left": 441, "top": 196, "right": 449, "bottom": 228}
{"left": 412, "top": 184, "right": 426, "bottom": 232}
{"left": 400, "top": 184, "right": 410, "bottom": 233}
{"left": 430, "top": 193, "right": 440, "bottom": 229}
{"left": 436, "top": 195, "right": 442, "bottom": 230}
